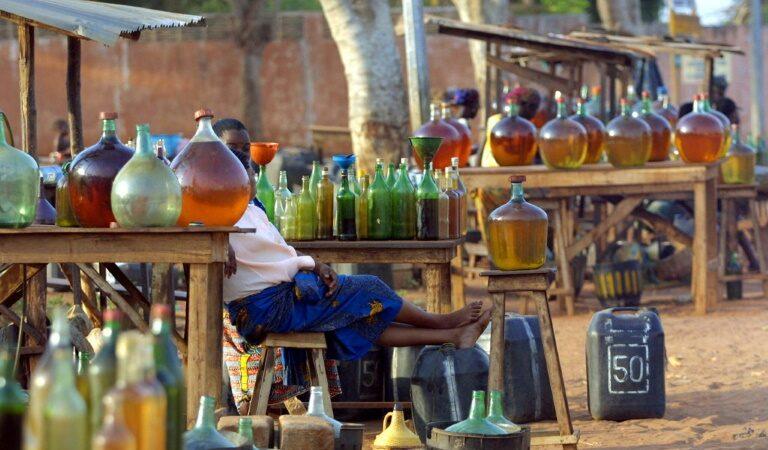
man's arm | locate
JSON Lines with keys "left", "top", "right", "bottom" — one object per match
{"left": 296, "top": 251, "right": 338, "bottom": 297}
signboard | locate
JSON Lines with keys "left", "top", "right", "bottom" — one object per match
{"left": 681, "top": 54, "right": 731, "bottom": 84}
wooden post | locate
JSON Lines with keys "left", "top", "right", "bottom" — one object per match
{"left": 18, "top": 24, "right": 37, "bottom": 158}
{"left": 25, "top": 266, "right": 47, "bottom": 372}
{"left": 66, "top": 37, "right": 83, "bottom": 156}
{"left": 703, "top": 56, "right": 714, "bottom": 99}
{"left": 424, "top": 263, "right": 451, "bottom": 313}
{"left": 484, "top": 42, "right": 492, "bottom": 124}
{"left": 151, "top": 263, "right": 174, "bottom": 305}
{"left": 693, "top": 178, "right": 717, "bottom": 314}
{"left": 488, "top": 292, "right": 505, "bottom": 392}
{"left": 402, "top": 0, "right": 430, "bottom": 132}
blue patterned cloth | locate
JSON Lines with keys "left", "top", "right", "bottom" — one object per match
{"left": 225, "top": 271, "right": 403, "bottom": 385}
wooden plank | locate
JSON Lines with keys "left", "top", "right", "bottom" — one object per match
{"left": 0, "top": 226, "right": 247, "bottom": 235}
{"left": 186, "top": 263, "right": 224, "bottom": 424}
{"left": 289, "top": 238, "right": 464, "bottom": 250}
{"left": 292, "top": 247, "right": 455, "bottom": 265}
{"left": 25, "top": 268, "right": 47, "bottom": 371}
{"left": 250, "top": 346, "right": 275, "bottom": 416}
{"left": 693, "top": 178, "right": 718, "bottom": 314}
{"left": 150, "top": 263, "right": 174, "bottom": 305}
{"left": 488, "top": 292, "right": 505, "bottom": 392}
{"left": 18, "top": 24, "right": 36, "bottom": 158}
{"left": 310, "top": 348, "right": 333, "bottom": 418}
{"left": 264, "top": 333, "right": 327, "bottom": 349}
{"left": 487, "top": 55, "right": 571, "bottom": 92}
{"left": 565, "top": 196, "right": 643, "bottom": 260}
{"left": 530, "top": 430, "right": 580, "bottom": 446}
{"left": 66, "top": 36, "right": 83, "bottom": 155}
{"left": 423, "top": 263, "right": 451, "bottom": 313}
{"left": 0, "top": 264, "right": 43, "bottom": 304}
{"left": 0, "top": 304, "right": 46, "bottom": 345}
{"left": 552, "top": 211, "right": 575, "bottom": 316}
{"left": 633, "top": 209, "right": 694, "bottom": 248}
{"left": 487, "top": 274, "right": 551, "bottom": 292}
{"left": 481, "top": 268, "right": 556, "bottom": 277}
{"left": 103, "top": 263, "right": 151, "bottom": 312}
{"left": 450, "top": 254, "right": 465, "bottom": 311}
{"left": 748, "top": 200, "right": 768, "bottom": 295}
{"left": 77, "top": 263, "right": 148, "bottom": 332}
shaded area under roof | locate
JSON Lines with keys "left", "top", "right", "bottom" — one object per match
{"left": 0, "top": 0, "right": 205, "bottom": 45}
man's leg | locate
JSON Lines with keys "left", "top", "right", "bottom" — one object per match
{"left": 377, "top": 310, "right": 491, "bottom": 348}
{"left": 393, "top": 297, "right": 484, "bottom": 329}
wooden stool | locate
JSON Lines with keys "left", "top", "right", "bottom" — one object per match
{"left": 249, "top": 332, "right": 334, "bottom": 417}
{"left": 482, "top": 268, "right": 579, "bottom": 450}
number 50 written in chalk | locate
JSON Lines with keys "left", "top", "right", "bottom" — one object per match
{"left": 607, "top": 343, "right": 650, "bottom": 394}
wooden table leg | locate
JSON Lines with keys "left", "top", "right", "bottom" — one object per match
{"left": 693, "top": 179, "right": 718, "bottom": 314}
{"left": 424, "top": 263, "right": 451, "bottom": 314}
{"left": 26, "top": 265, "right": 47, "bottom": 372}
{"left": 748, "top": 200, "right": 768, "bottom": 296}
{"left": 187, "top": 262, "right": 224, "bottom": 426}
{"left": 717, "top": 198, "right": 728, "bottom": 301}
{"left": 151, "top": 263, "right": 174, "bottom": 305}
{"left": 450, "top": 254, "right": 465, "bottom": 311}
{"left": 488, "top": 292, "right": 505, "bottom": 392}
{"left": 553, "top": 209, "right": 575, "bottom": 316}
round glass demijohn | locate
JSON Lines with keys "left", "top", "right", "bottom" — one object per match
{"left": 55, "top": 162, "right": 79, "bottom": 227}
{"left": 675, "top": 95, "right": 725, "bottom": 163}
{"left": 414, "top": 103, "right": 461, "bottom": 170}
{"left": 0, "top": 111, "right": 39, "bottom": 228}
{"left": 170, "top": 109, "right": 251, "bottom": 226}
{"left": 487, "top": 175, "right": 548, "bottom": 270}
{"left": 538, "top": 94, "right": 588, "bottom": 169}
{"left": 605, "top": 98, "right": 652, "bottom": 167}
{"left": 489, "top": 102, "right": 538, "bottom": 166}
{"left": 721, "top": 124, "right": 756, "bottom": 185}
{"left": 111, "top": 124, "right": 182, "bottom": 227}
{"left": 569, "top": 99, "right": 606, "bottom": 164}
{"left": 702, "top": 94, "right": 731, "bottom": 158}
{"left": 634, "top": 91, "right": 672, "bottom": 162}
{"left": 442, "top": 104, "right": 472, "bottom": 167}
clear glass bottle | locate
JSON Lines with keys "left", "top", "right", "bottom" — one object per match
{"left": 306, "top": 386, "right": 342, "bottom": 438}
{"left": 296, "top": 176, "right": 316, "bottom": 240}
{"left": 675, "top": 95, "right": 725, "bottom": 163}
{"left": 170, "top": 109, "right": 251, "bottom": 226}
{"left": 570, "top": 99, "right": 606, "bottom": 164}
{"left": 88, "top": 309, "right": 121, "bottom": 434}
{"left": 702, "top": 94, "right": 731, "bottom": 158}
{"left": 281, "top": 194, "right": 298, "bottom": 240}
{"left": 0, "top": 348, "right": 25, "bottom": 450}
{"left": 486, "top": 390, "right": 521, "bottom": 433}
{"left": 336, "top": 170, "right": 357, "bottom": 241}
{"left": 237, "top": 417, "right": 254, "bottom": 446}
{"left": 391, "top": 158, "right": 416, "bottom": 240}
{"left": 55, "top": 162, "right": 78, "bottom": 227}
{"left": 183, "top": 396, "right": 235, "bottom": 450}
{"left": 255, "top": 164, "right": 275, "bottom": 224}
{"left": 76, "top": 351, "right": 91, "bottom": 418}
{"left": 309, "top": 161, "right": 322, "bottom": 202}
{"left": 316, "top": 167, "right": 334, "bottom": 240}
{"left": 69, "top": 112, "right": 133, "bottom": 227}
{"left": 538, "top": 94, "right": 588, "bottom": 169}
{"left": 721, "top": 125, "right": 756, "bottom": 185}
{"left": 489, "top": 103, "right": 538, "bottom": 166}
{"left": 34, "top": 177, "right": 56, "bottom": 225}
{"left": 274, "top": 170, "right": 292, "bottom": 232}
{"left": 488, "top": 176, "right": 548, "bottom": 270}
{"left": 450, "top": 157, "right": 468, "bottom": 236}
{"left": 44, "top": 337, "right": 89, "bottom": 450}
{"left": 367, "top": 160, "right": 392, "bottom": 240}
{"left": 442, "top": 104, "right": 472, "bottom": 167}
{"left": 111, "top": 124, "right": 182, "bottom": 227}
{"left": 605, "top": 98, "right": 652, "bottom": 167}
{"left": 635, "top": 91, "right": 672, "bottom": 162}
{"left": 0, "top": 111, "right": 38, "bottom": 228}
{"left": 151, "top": 304, "right": 185, "bottom": 450}
{"left": 444, "top": 168, "right": 461, "bottom": 239}
{"left": 414, "top": 103, "right": 461, "bottom": 170}
{"left": 417, "top": 163, "right": 441, "bottom": 240}
{"left": 445, "top": 391, "right": 507, "bottom": 435}
{"left": 356, "top": 175, "right": 370, "bottom": 240}
{"left": 91, "top": 392, "right": 137, "bottom": 450}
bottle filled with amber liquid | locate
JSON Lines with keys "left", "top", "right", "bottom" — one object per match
{"left": 721, "top": 124, "right": 756, "bottom": 185}
{"left": 538, "top": 94, "right": 588, "bottom": 169}
{"left": 634, "top": 91, "right": 672, "bottom": 162}
{"left": 570, "top": 99, "right": 605, "bottom": 164}
{"left": 316, "top": 167, "right": 335, "bottom": 240}
{"left": 605, "top": 98, "right": 652, "bottom": 167}
{"left": 675, "top": 94, "right": 725, "bottom": 164}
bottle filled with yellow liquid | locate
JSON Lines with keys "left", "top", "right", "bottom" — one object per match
{"left": 702, "top": 94, "right": 731, "bottom": 158}
{"left": 114, "top": 331, "right": 167, "bottom": 450}
{"left": 605, "top": 98, "right": 652, "bottom": 167}
{"left": 316, "top": 166, "right": 335, "bottom": 240}
{"left": 92, "top": 392, "right": 137, "bottom": 450}
{"left": 487, "top": 176, "right": 548, "bottom": 270}
{"left": 675, "top": 94, "right": 725, "bottom": 163}
{"left": 721, "top": 124, "right": 756, "bottom": 185}
{"left": 538, "top": 94, "right": 588, "bottom": 169}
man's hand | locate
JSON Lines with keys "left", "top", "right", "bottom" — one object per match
{"left": 225, "top": 244, "right": 238, "bottom": 278}
{"left": 312, "top": 258, "right": 338, "bottom": 297}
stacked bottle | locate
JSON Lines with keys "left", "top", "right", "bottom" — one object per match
{"left": 391, "top": 158, "right": 416, "bottom": 240}
{"left": 316, "top": 167, "right": 334, "bottom": 240}
{"left": 368, "top": 160, "right": 392, "bottom": 240}
{"left": 296, "top": 176, "right": 317, "bottom": 240}
{"left": 336, "top": 167, "right": 357, "bottom": 241}
{"left": 417, "top": 163, "right": 441, "bottom": 240}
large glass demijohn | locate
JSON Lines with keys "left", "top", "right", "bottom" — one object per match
{"left": 675, "top": 95, "right": 725, "bottom": 163}
{"left": 0, "top": 111, "right": 39, "bottom": 228}
{"left": 605, "top": 98, "right": 652, "bottom": 167}
{"left": 538, "top": 94, "right": 588, "bottom": 169}
{"left": 489, "top": 103, "right": 537, "bottom": 166}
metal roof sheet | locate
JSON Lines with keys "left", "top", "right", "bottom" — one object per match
{"left": 0, "top": 0, "right": 205, "bottom": 45}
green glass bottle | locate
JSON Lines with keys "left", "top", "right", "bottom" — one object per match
{"left": 445, "top": 391, "right": 507, "bottom": 435}
{"left": 437, "top": 171, "right": 450, "bottom": 239}
{"left": 256, "top": 163, "right": 276, "bottom": 223}
{"left": 486, "top": 390, "right": 521, "bottom": 433}
{"left": 367, "top": 159, "right": 392, "bottom": 240}
{"left": 385, "top": 162, "right": 397, "bottom": 189}
{"left": 336, "top": 170, "right": 356, "bottom": 241}
{"left": 151, "top": 304, "right": 185, "bottom": 450}
{"left": 237, "top": 417, "right": 254, "bottom": 446}
{"left": 356, "top": 175, "right": 370, "bottom": 240}
{"left": 76, "top": 351, "right": 91, "bottom": 427}
{"left": 274, "top": 170, "right": 292, "bottom": 231}
{"left": 56, "top": 162, "right": 79, "bottom": 227}
{"left": 0, "top": 111, "right": 39, "bottom": 228}
{"left": 309, "top": 161, "right": 322, "bottom": 201}
{"left": 183, "top": 396, "right": 234, "bottom": 449}
{"left": 88, "top": 309, "right": 121, "bottom": 434}
{"left": 450, "top": 157, "right": 468, "bottom": 236}
{"left": 281, "top": 193, "right": 298, "bottom": 240}
{"left": 44, "top": 334, "right": 89, "bottom": 450}
{"left": 391, "top": 158, "right": 416, "bottom": 239}
{"left": 297, "top": 176, "right": 316, "bottom": 240}
{"left": 316, "top": 166, "right": 334, "bottom": 240}
{"left": 0, "top": 348, "right": 25, "bottom": 450}
{"left": 417, "top": 163, "right": 441, "bottom": 240}
{"left": 349, "top": 165, "right": 361, "bottom": 197}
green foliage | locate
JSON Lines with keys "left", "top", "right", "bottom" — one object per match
{"left": 108, "top": 0, "right": 230, "bottom": 13}
{"left": 539, "top": 0, "right": 590, "bottom": 14}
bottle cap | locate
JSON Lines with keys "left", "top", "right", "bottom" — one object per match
{"left": 509, "top": 175, "right": 526, "bottom": 183}
{"left": 151, "top": 303, "right": 172, "bottom": 319}
{"left": 103, "top": 308, "right": 122, "bottom": 322}
{"left": 620, "top": 98, "right": 628, "bottom": 106}
{"left": 642, "top": 90, "right": 650, "bottom": 99}
{"left": 194, "top": 108, "right": 214, "bottom": 121}
{"left": 100, "top": 112, "right": 118, "bottom": 120}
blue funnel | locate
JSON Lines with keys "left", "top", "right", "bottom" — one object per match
{"left": 332, "top": 154, "right": 356, "bottom": 171}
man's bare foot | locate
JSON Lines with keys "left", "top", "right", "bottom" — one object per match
{"left": 442, "top": 301, "right": 483, "bottom": 328}
{"left": 456, "top": 309, "right": 492, "bottom": 349}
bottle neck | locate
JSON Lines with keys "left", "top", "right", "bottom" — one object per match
{"left": 507, "top": 103, "right": 519, "bottom": 118}
{"left": 702, "top": 98, "right": 712, "bottom": 111}
{"left": 488, "top": 391, "right": 504, "bottom": 415}
{"left": 301, "top": 177, "right": 310, "bottom": 193}
{"left": 102, "top": 119, "right": 117, "bottom": 139}
{"left": 732, "top": 125, "right": 741, "bottom": 144}
{"left": 430, "top": 104, "right": 441, "bottom": 121}
{"left": 0, "top": 113, "right": 7, "bottom": 145}
{"left": 308, "top": 389, "right": 326, "bottom": 415}
{"left": 641, "top": 97, "right": 652, "bottom": 114}
{"left": 191, "top": 117, "right": 219, "bottom": 142}
{"left": 468, "top": 392, "right": 487, "bottom": 420}
{"left": 441, "top": 105, "right": 452, "bottom": 119}
{"left": 52, "top": 348, "right": 77, "bottom": 390}
{"left": 576, "top": 101, "right": 587, "bottom": 116}
{"left": 375, "top": 163, "right": 386, "bottom": 181}
{"left": 661, "top": 95, "right": 670, "bottom": 109}
{"left": 511, "top": 183, "right": 524, "bottom": 202}
{"left": 279, "top": 172, "right": 288, "bottom": 189}
{"left": 151, "top": 314, "right": 171, "bottom": 337}
{"left": 195, "top": 397, "right": 217, "bottom": 429}
{"left": 238, "top": 421, "right": 254, "bottom": 440}
{"left": 0, "top": 352, "right": 14, "bottom": 381}
{"left": 556, "top": 101, "right": 567, "bottom": 119}
{"left": 620, "top": 103, "right": 631, "bottom": 117}
{"left": 340, "top": 172, "right": 350, "bottom": 189}
{"left": 102, "top": 319, "right": 120, "bottom": 345}
{"left": 693, "top": 99, "right": 704, "bottom": 113}
{"left": 135, "top": 125, "right": 152, "bottom": 155}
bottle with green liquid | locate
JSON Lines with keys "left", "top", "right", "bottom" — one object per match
{"left": 255, "top": 164, "right": 275, "bottom": 223}
{"left": 88, "top": 309, "right": 122, "bottom": 435}
{"left": 308, "top": 161, "right": 322, "bottom": 201}
{"left": 391, "top": 158, "right": 416, "bottom": 239}
{"left": 281, "top": 193, "right": 298, "bottom": 240}
{"left": 316, "top": 166, "right": 335, "bottom": 240}
{"left": 151, "top": 304, "right": 185, "bottom": 450}
{"left": 297, "top": 176, "right": 317, "bottom": 240}
{"left": 0, "top": 348, "right": 25, "bottom": 450}
{"left": 336, "top": 169, "right": 357, "bottom": 241}
{"left": 349, "top": 165, "right": 361, "bottom": 197}
{"left": 356, "top": 175, "right": 370, "bottom": 240}
{"left": 385, "top": 161, "right": 397, "bottom": 189}
{"left": 417, "top": 162, "right": 441, "bottom": 240}
{"left": 367, "top": 159, "right": 392, "bottom": 240}
{"left": 274, "top": 170, "right": 292, "bottom": 231}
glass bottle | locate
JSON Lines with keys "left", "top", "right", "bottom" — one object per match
{"left": 255, "top": 163, "right": 275, "bottom": 224}
{"left": 69, "top": 112, "right": 133, "bottom": 228}
{"left": 309, "top": 161, "right": 322, "bottom": 201}
{"left": 88, "top": 309, "right": 121, "bottom": 434}
{"left": 296, "top": 176, "right": 316, "bottom": 240}
{"left": 44, "top": 337, "right": 88, "bottom": 450}
{"left": 437, "top": 173, "right": 450, "bottom": 239}
{"left": 34, "top": 177, "right": 56, "bottom": 225}
{"left": 0, "top": 349, "right": 25, "bottom": 450}
{"left": 170, "top": 109, "right": 251, "bottom": 226}
{"left": 274, "top": 171, "right": 292, "bottom": 232}
{"left": 570, "top": 99, "right": 606, "bottom": 164}
{"left": 444, "top": 168, "right": 461, "bottom": 239}
{"left": 391, "top": 158, "right": 416, "bottom": 240}
{"left": 445, "top": 391, "right": 507, "bottom": 435}
{"left": 414, "top": 103, "right": 460, "bottom": 170}
{"left": 721, "top": 125, "right": 756, "bottom": 185}
{"left": 635, "top": 91, "right": 672, "bottom": 162}
{"left": 24, "top": 309, "right": 70, "bottom": 450}
{"left": 675, "top": 95, "right": 725, "bottom": 163}
{"left": 450, "top": 157, "right": 468, "bottom": 236}
{"left": 151, "top": 304, "right": 185, "bottom": 450}
{"left": 114, "top": 331, "right": 167, "bottom": 450}
{"left": 385, "top": 162, "right": 397, "bottom": 189}
{"left": 0, "top": 111, "right": 38, "bottom": 228}
{"left": 306, "top": 386, "right": 342, "bottom": 438}
{"left": 349, "top": 165, "right": 361, "bottom": 197}
{"left": 316, "top": 167, "right": 334, "bottom": 240}
{"left": 702, "top": 94, "right": 731, "bottom": 158}
{"left": 156, "top": 140, "right": 171, "bottom": 166}
{"left": 76, "top": 351, "right": 91, "bottom": 415}
{"left": 488, "top": 176, "right": 548, "bottom": 270}
{"left": 367, "top": 160, "right": 392, "bottom": 240}
{"left": 538, "top": 94, "right": 588, "bottom": 169}
{"left": 442, "top": 104, "right": 472, "bottom": 167}
{"left": 417, "top": 163, "right": 441, "bottom": 240}
{"left": 486, "top": 390, "right": 521, "bottom": 433}
{"left": 281, "top": 194, "right": 298, "bottom": 240}
{"left": 237, "top": 417, "right": 254, "bottom": 446}
{"left": 111, "top": 124, "right": 182, "bottom": 228}
{"left": 489, "top": 103, "right": 537, "bottom": 166}
{"left": 55, "top": 162, "right": 78, "bottom": 227}
{"left": 356, "top": 175, "right": 370, "bottom": 240}
{"left": 605, "top": 98, "right": 652, "bottom": 167}
{"left": 92, "top": 392, "right": 137, "bottom": 450}
{"left": 654, "top": 87, "right": 678, "bottom": 130}
{"left": 336, "top": 170, "right": 357, "bottom": 241}
{"left": 183, "top": 396, "right": 235, "bottom": 450}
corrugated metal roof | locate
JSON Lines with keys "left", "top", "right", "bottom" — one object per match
{"left": 0, "top": 0, "right": 205, "bottom": 46}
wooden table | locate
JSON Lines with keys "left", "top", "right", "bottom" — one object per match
{"left": 289, "top": 239, "right": 464, "bottom": 313}
{"left": 462, "top": 161, "right": 719, "bottom": 314}
{"left": 0, "top": 226, "right": 243, "bottom": 424}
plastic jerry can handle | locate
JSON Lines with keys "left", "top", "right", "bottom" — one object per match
{"left": 608, "top": 306, "right": 642, "bottom": 315}
{"left": 383, "top": 411, "right": 393, "bottom": 431}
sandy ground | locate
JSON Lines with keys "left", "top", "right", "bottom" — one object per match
{"left": 360, "top": 279, "right": 768, "bottom": 449}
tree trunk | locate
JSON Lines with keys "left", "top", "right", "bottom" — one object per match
{"left": 318, "top": 0, "right": 408, "bottom": 171}
{"left": 596, "top": 0, "right": 641, "bottom": 34}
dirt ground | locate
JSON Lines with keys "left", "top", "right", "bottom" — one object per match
{"left": 360, "top": 279, "right": 768, "bottom": 449}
